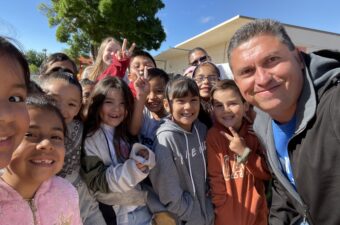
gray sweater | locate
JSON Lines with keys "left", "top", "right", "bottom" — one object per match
{"left": 149, "top": 118, "right": 214, "bottom": 225}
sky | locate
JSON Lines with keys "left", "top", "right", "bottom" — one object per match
{"left": 1, "top": 0, "right": 340, "bottom": 57}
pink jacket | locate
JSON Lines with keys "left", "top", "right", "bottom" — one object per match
{"left": 0, "top": 176, "right": 83, "bottom": 225}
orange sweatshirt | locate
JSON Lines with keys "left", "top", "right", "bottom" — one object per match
{"left": 207, "top": 119, "right": 271, "bottom": 225}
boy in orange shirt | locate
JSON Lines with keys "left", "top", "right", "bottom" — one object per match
{"left": 207, "top": 80, "right": 270, "bottom": 225}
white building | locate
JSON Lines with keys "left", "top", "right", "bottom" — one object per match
{"left": 154, "top": 15, "right": 340, "bottom": 78}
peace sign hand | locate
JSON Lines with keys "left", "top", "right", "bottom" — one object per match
{"left": 221, "top": 127, "right": 247, "bottom": 156}
{"left": 134, "top": 66, "right": 150, "bottom": 99}
{"left": 114, "top": 38, "right": 136, "bottom": 60}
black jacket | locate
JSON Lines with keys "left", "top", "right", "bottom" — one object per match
{"left": 253, "top": 50, "right": 340, "bottom": 225}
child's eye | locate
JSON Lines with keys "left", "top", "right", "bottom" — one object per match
{"left": 25, "top": 132, "right": 33, "bottom": 137}
{"left": 214, "top": 103, "right": 223, "bottom": 108}
{"left": 9, "top": 95, "right": 24, "bottom": 103}
{"left": 51, "top": 135, "right": 64, "bottom": 141}
{"left": 24, "top": 132, "right": 38, "bottom": 140}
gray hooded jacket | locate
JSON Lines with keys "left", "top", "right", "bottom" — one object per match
{"left": 253, "top": 50, "right": 340, "bottom": 225}
{"left": 149, "top": 118, "right": 214, "bottom": 225}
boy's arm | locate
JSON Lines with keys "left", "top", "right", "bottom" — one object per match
{"left": 149, "top": 138, "right": 198, "bottom": 222}
{"left": 206, "top": 134, "right": 227, "bottom": 207}
{"left": 129, "top": 74, "right": 150, "bottom": 135}
{"left": 129, "top": 89, "right": 147, "bottom": 135}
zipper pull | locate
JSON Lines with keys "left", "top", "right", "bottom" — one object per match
{"left": 301, "top": 205, "right": 309, "bottom": 225}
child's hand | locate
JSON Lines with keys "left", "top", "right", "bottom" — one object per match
{"left": 134, "top": 67, "right": 150, "bottom": 99}
{"left": 221, "top": 127, "right": 247, "bottom": 156}
{"left": 113, "top": 38, "right": 136, "bottom": 61}
{"left": 136, "top": 148, "right": 149, "bottom": 160}
{"left": 135, "top": 161, "right": 149, "bottom": 173}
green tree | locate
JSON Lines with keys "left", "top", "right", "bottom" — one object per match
{"left": 25, "top": 49, "right": 46, "bottom": 67}
{"left": 29, "top": 64, "right": 39, "bottom": 74}
{"left": 39, "top": 0, "right": 166, "bottom": 59}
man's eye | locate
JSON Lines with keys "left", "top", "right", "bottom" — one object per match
{"left": 240, "top": 67, "right": 255, "bottom": 76}
{"left": 9, "top": 96, "right": 24, "bottom": 103}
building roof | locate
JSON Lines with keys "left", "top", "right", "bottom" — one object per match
{"left": 155, "top": 15, "right": 340, "bottom": 61}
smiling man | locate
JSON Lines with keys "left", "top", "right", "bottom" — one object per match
{"left": 227, "top": 19, "right": 340, "bottom": 225}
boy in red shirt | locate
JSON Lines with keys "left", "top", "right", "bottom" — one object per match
{"left": 207, "top": 80, "right": 270, "bottom": 225}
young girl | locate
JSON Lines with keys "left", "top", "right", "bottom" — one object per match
{"left": 0, "top": 36, "right": 30, "bottom": 168}
{"left": 0, "top": 93, "right": 82, "bottom": 225}
{"left": 192, "top": 62, "right": 221, "bottom": 129}
{"left": 81, "top": 77, "right": 155, "bottom": 225}
{"left": 88, "top": 37, "right": 135, "bottom": 81}
{"left": 40, "top": 71, "right": 106, "bottom": 225}
{"left": 149, "top": 75, "right": 214, "bottom": 225}
{"left": 207, "top": 80, "right": 270, "bottom": 225}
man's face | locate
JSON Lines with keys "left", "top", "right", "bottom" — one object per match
{"left": 189, "top": 50, "right": 210, "bottom": 66}
{"left": 230, "top": 34, "right": 304, "bottom": 123}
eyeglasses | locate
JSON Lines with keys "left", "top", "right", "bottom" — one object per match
{"left": 194, "top": 75, "right": 219, "bottom": 84}
{"left": 190, "top": 55, "right": 209, "bottom": 66}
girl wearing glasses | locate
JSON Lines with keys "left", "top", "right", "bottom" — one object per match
{"left": 192, "top": 62, "right": 220, "bottom": 128}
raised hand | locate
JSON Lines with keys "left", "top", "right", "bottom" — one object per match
{"left": 221, "top": 127, "right": 247, "bottom": 156}
{"left": 134, "top": 66, "right": 150, "bottom": 99}
{"left": 113, "top": 38, "right": 136, "bottom": 60}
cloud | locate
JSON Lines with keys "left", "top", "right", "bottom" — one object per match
{"left": 201, "top": 16, "right": 214, "bottom": 24}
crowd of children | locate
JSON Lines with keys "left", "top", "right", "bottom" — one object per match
{"left": 0, "top": 35, "right": 270, "bottom": 225}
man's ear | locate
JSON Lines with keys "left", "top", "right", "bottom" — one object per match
{"left": 163, "top": 99, "right": 171, "bottom": 113}
{"left": 294, "top": 49, "right": 305, "bottom": 69}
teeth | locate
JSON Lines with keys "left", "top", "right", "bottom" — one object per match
{"left": 182, "top": 113, "right": 192, "bottom": 117}
{"left": 0, "top": 136, "right": 9, "bottom": 141}
{"left": 32, "top": 159, "right": 53, "bottom": 164}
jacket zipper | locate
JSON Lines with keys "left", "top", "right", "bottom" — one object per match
{"left": 27, "top": 199, "right": 38, "bottom": 225}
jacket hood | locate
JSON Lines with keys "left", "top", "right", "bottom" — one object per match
{"left": 156, "top": 117, "right": 203, "bottom": 136}
{"left": 155, "top": 117, "right": 207, "bottom": 196}
{"left": 302, "top": 50, "right": 340, "bottom": 95}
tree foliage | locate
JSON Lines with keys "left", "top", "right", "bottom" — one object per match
{"left": 25, "top": 49, "right": 46, "bottom": 67}
{"left": 25, "top": 49, "right": 46, "bottom": 74}
{"left": 39, "top": 0, "right": 166, "bottom": 58}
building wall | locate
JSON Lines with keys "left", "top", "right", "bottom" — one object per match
{"left": 157, "top": 27, "right": 340, "bottom": 75}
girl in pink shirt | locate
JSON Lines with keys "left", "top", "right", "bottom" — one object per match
{"left": 0, "top": 94, "right": 82, "bottom": 225}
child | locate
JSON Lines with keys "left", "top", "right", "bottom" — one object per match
{"left": 130, "top": 67, "right": 169, "bottom": 149}
{"left": 127, "top": 50, "right": 156, "bottom": 96}
{"left": 81, "top": 77, "right": 155, "bottom": 225}
{"left": 0, "top": 36, "right": 30, "bottom": 168}
{"left": 80, "top": 78, "right": 96, "bottom": 118}
{"left": 207, "top": 80, "right": 270, "bottom": 225}
{"left": 149, "top": 75, "right": 214, "bottom": 225}
{"left": 40, "top": 71, "right": 106, "bottom": 225}
{"left": 0, "top": 93, "right": 82, "bottom": 225}
{"left": 39, "top": 52, "right": 78, "bottom": 76}
{"left": 88, "top": 37, "right": 135, "bottom": 81}
{"left": 192, "top": 62, "right": 221, "bottom": 129}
